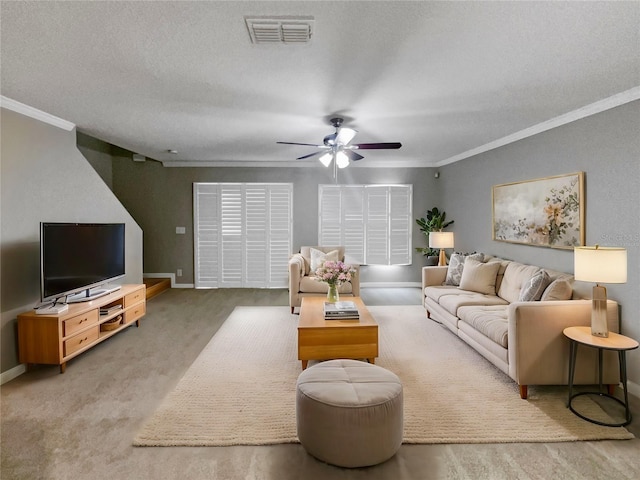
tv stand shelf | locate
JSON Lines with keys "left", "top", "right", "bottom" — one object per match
{"left": 18, "top": 284, "right": 146, "bottom": 373}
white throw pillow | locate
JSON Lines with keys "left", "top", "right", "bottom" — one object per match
{"left": 540, "top": 279, "right": 573, "bottom": 301}
{"left": 310, "top": 248, "right": 340, "bottom": 273}
{"left": 458, "top": 258, "right": 501, "bottom": 295}
{"left": 518, "top": 270, "right": 551, "bottom": 302}
{"left": 445, "top": 252, "right": 484, "bottom": 286}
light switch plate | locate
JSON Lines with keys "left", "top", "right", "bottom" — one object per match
{"left": 176, "top": 226, "right": 186, "bottom": 234}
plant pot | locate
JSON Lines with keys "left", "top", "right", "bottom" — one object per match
{"left": 424, "top": 256, "right": 439, "bottom": 266}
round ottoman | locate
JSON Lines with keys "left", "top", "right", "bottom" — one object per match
{"left": 296, "top": 359, "right": 403, "bottom": 468}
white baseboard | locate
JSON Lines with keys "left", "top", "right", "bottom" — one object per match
{"left": 1, "top": 364, "right": 26, "bottom": 385}
{"left": 143, "top": 272, "right": 194, "bottom": 289}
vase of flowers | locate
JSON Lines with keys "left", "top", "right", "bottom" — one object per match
{"left": 315, "top": 260, "right": 357, "bottom": 303}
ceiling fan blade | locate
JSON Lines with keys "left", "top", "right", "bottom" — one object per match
{"left": 277, "top": 141, "right": 324, "bottom": 147}
{"left": 353, "top": 142, "right": 402, "bottom": 150}
{"left": 296, "top": 151, "right": 325, "bottom": 161}
{"left": 342, "top": 149, "right": 365, "bottom": 161}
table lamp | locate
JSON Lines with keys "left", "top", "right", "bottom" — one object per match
{"left": 574, "top": 245, "right": 627, "bottom": 337}
{"left": 429, "top": 231, "right": 454, "bottom": 267}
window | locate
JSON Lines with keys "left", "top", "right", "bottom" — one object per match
{"left": 318, "top": 184, "right": 412, "bottom": 265}
{"left": 193, "top": 183, "right": 293, "bottom": 288}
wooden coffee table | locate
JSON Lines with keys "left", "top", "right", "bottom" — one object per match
{"left": 297, "top": 296, "right": 378, "bottom": 370}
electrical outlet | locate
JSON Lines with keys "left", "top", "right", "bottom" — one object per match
{"left": 177, "top": 268, "right": 183, "bottom": 277}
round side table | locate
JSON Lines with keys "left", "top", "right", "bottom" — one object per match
{"left": 563, "top": 326, "right": 638, "bottom": 427}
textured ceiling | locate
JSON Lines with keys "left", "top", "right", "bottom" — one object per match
{"left": 1, "top": 1, "right": 638, "bottom": 167}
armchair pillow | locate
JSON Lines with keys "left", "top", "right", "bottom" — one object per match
{"left": 310, "top": 248, "right": 340, "bottom": 273}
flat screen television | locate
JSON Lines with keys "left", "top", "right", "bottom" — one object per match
{"left": 40, "top": 222, "right": 125, "bottom": 303}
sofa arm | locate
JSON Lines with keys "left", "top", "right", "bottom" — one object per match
{"left": 288, "top": 254, "right": 305, "bottom": 309}
{"left": 289, "top": 253, "right": 305, "bottom": 275}
{"left": 421, "top": 265, "right": 448, "bottom": 290}
{"left": 507, "top": 299, "right": 620, "bottom": 389}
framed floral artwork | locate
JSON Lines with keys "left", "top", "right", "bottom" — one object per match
{"left": 492, "top": 172, "right": 584, "bottom": 249}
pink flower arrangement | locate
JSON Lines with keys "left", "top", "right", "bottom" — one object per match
{"left": 314, "top": 260, "right": 356, "bottom": 286}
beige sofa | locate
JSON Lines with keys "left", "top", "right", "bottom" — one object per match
{"left": 422, "top": 254, "right": 620, "bottom": 399}
{"left": 289, "top": 246, "right": 360, "bottom": 313}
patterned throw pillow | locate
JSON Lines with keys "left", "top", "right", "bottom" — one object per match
{"left": 445, "top": 252, "right": 484, "bottom": 286}
{"left": 310, "top": 248, "right": 340, "bottom": 273}
{"left": 518, "top": 269, "right": 551, "bottom": 302}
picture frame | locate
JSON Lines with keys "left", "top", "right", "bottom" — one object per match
{"left": 492, "top": 172, "right": 585, "bottom": 249}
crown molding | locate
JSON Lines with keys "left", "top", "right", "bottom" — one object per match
{"left": 436, "top": 86, "right": 640, "bottom": 167}
{"left": 0, "top": 96, "right": 75, "bottom": 131}
{"left": 161, "top": 158, "right": 429, "bottom": 168}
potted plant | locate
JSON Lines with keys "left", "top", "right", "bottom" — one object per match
{"left": 415, "top": 207, "right": 454, "bottom": 265}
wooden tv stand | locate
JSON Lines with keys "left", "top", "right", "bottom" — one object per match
{"left": 17, "top": 284, "right": 146, "bottom": 373}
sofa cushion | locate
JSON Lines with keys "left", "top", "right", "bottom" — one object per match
{"left": 518, "top": 269, "right": 551, "bottom": 302}
{"left": 457, "top": 306, "right": 509, "bottom": 348}
{"left": 458, "top": 259, "right": 501, "bottom": 295}
{"left": 497, "top": 262, "right": 541, "bottom": 303}
{"left": 310, "top": 248, "right": 340, "bottom": 273}
{"left": 438, "top": 290, "right": 508, "bottom": 317}
{"left": 486, "top": 258, "right": 510, "bottom": 293}
{"left": 445, "top": 252, "right": 484, "bottom": 286}
{"left": 540, "top": 278, "right": 573, "bottom": 301}
{"left": 423, "top": 285, "right": 460, "bottom": 302}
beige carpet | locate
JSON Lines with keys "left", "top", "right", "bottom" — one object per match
{"left": 133, "top": 305, "right": 633, "bottom": 446}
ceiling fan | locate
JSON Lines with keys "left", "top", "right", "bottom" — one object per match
{"left": 277, "top": 117, "right": 402, "bottom": 172}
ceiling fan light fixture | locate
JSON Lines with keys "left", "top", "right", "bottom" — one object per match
{"left": 335, "top": 127, "right": 357, "bottom": 145}
{"left": 318, "top": 152, "right": 333, "bottom": 167}
{"left": 336, "top": 151, "right": 350, "bottom": 169}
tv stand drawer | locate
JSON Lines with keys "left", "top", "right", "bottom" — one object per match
{"left": 124, "top": 289, "right": 144, "bottom": 307}
{"left": 63, "top": 310, "right": 99, "bottom": 337}
{"left": 64, "top": 326, "right": 99, "bottom": 356}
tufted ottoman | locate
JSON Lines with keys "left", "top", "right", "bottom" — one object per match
{"left": 296, "top": 359, "right": 403, "bottom": 468}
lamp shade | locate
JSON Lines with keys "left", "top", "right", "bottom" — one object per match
{"left": 429, "top": 231, "right": 454, "bottom": 249}
{"left": 574, "top": 246, "right": 627, "bottom": 284}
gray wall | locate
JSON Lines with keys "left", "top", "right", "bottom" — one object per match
{"left": 77, "top": 131, "right": 114, "bottom": 189}
{"left": 0, "top": 108, "right": 144, "bottom": 373}
{"left": 109, "top": 155, "right": 438, "bottom": 286}
{"left": 439, "top": 100, "right": 640, "bottom": 390}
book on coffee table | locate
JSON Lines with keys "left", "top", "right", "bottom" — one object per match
{"left": 324, "top": 301, "right": 359, "bottom": 319}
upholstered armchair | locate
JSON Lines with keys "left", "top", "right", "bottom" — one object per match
{"left": 289, "top": 246, "right": 360, "bottom": 313}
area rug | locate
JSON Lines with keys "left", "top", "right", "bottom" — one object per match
{"left": 133, "top": 305, "right": 633, "bottom": 446}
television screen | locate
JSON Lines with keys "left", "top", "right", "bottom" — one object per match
{"left": 41, "top": 223, "right": 125, "bottom": 302}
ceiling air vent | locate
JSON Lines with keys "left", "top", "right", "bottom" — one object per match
{"left": 245, "top": 16, "right": 314, "bottom": 44}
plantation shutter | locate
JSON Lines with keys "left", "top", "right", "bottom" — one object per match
{"left": 365, "top": 186, "right": 390, "bottom": 265}
{"left": 194, "top": 184, "right": 220, "bottom": 287}
{"left": 193, "top": 183, "right": 292, "bottom": 288}
{"left": 389, "top": 186, "right": 412, "bottom": 265}
{"left": 268, "top": 185, "right": 293, "bottom": 286}
{"left": 220, "top": 184, "right": 243, "bottom": 286}
{"left": 318, "top": 184, "right": 412, "bottom": 265}
{"left": 318, "top": 185, "right": 343, "bottom": 246}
